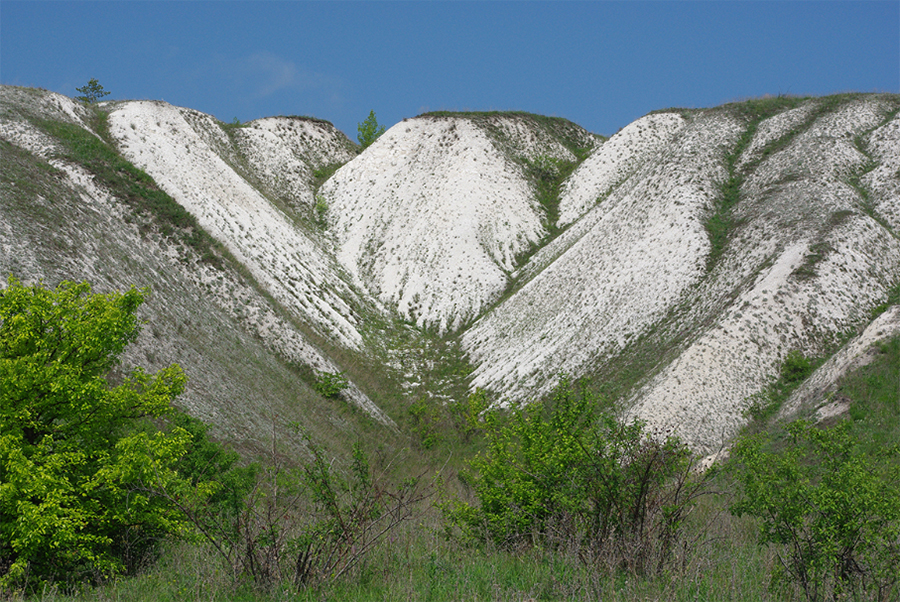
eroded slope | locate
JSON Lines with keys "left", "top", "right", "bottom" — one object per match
{"left": 106, "top": 100, "right": 366, "bottom": 349}
{"left": 320, "top": 114, "right": 598, "bottom": 334}
{"left": 0, "top": 87, "right": 395, "bottom": 458}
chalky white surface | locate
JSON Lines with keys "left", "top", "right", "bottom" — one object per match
{"left": 107, "top": 101, "right": 365, "bottom": 348}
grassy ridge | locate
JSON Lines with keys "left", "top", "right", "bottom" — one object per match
{"left": 36, "top": 113, "right": 224, "bottom": 267}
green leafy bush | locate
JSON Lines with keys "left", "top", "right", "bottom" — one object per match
{"left": 729, "top": 420, "right": 900, "bottom": 601}
{"left": 780, "top": 350, "right": 813, "bottom": 383}
{"left": 408, "top": 398, "right": 443, "bottom": 450}
{"left": 448, "top": 389, "right": 490, "bottom": 442}
{"left": 0, "top": 278, "right": 214, "bottom": 592}
{"left": 445, "top": 378, "right": 705, "bottom": 574}
{"left": 357, "top": 110, "right": 386, "bottom": 149}
{"left": 313, "top": 370, "right": 349, "bottom": 399}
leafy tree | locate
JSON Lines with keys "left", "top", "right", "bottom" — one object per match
{"left": 74, "top": 78, "right": 110, "bottom": 103}
{"left": 357, "top": 110, "right": 386, "bottom": 149}
{"left": 730, "top": 420, "right": 900, "bottom": 601}
{"left": 0, "top": 278, "right": 211, "bottom": 591}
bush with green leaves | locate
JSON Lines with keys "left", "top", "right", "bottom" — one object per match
{"left": 729, "top": 420, "right": 900, "bottom": 601}
{"left": 313, "top": 370, "right": 349, "bottom": 399}
{"left": 357, "top": 110, "right": 386, "bottom": 149}
{"left": 446, "top": 378, "right": 705, "bottom": 574}
{"left": 448, "top": 388, "right": 490, "bottom": 442}
{"left": 0, "top": 278, "right": 217, "bottom": 592}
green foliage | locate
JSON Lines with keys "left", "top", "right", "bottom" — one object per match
{"left": 448, "top": 389, "right": 490, "bottom": 442}
{"left": 313, "top": 195, "right": 328, "bottom": 227}
{"left": 74, "top": 78, "right": 110, "bottom": 104}
{"left": 357, "top": 110, "right": 386, "bottom": 149}
{"left": 729, "top": 420, "right": 900, "bottom": 601}
{"left": 0, "top": 278, "right": 208, "bottom": 591}
{"left": 167, "top": 411, "right": 258, "bottom": 523}
{"left": 313, "top": 370, "right": 349, "bottom": 399}
{"left": 723, "top": 95, "right": 806, "bottom": 123}
{"left": 446, "top": 378, "right": 703, "bottom": 574}
{"left": 312, "top": 163, "right": 343, "bottom": 188}
{"left": 523, "top": 155, "right": 578, "bottom": 235}
{"left": 705, "top": 121, "right": 755, "bottom": 271}
{"left": 408, "top": 398, "right": 443, "bottom": 450}
{"left": 780, "top": 350, "right": 813, "bottom": 384}
{"left": 746, "top": 351, "right": 818, "bottom": 423}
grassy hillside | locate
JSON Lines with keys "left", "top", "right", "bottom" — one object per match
{"left": 7, "top": 333, "right": 897, "bottom": 601}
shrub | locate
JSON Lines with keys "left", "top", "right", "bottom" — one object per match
{"left": 729, "top": 420, "right": 900, "bottom": 601}
{"left": 780, "top": 349, "right": 813, "bottom": 383}
{"left": 445, "top": 378, "right": 706, "bottom": 575}
{"left": 171, "top": 424, "right": 431, "bottom": 590}
{"left": 448, "top": 389, "right": 490, "bottom": 442}
{"left": 313, "top": 370, "right": 348, "bottom": 399}
{"left": 0, "top": 278, "right": 214, "bottom": 592}
{"left": 408, "top": 398, "right": 443, "bottom": 450}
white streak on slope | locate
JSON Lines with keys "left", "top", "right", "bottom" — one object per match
{"left": 108, "top": 101, "right": 364, "bottom": 348}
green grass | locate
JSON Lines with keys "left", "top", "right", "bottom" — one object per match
{"left": 35, "top": 113, "right": 224, "bottom": 267}
{"left": 839, "top": 336, "right": 900, "bottom": 455}
{"left": 11, "top": 333, "right": 899, "bottom": 601}
{"left": 16, "top": 514, "right": 775, "bottom": 602}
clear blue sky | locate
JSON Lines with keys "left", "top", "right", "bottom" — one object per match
{"left": 2, "top": 1, "right": 898, "bottom": 139}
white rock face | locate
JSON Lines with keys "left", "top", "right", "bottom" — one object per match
{"left": 107, "top": 101, "right": 365, "bottom": 349}
{"left": 558, "top": 112, "right": 686, "bottom": 226}
{"left": 626, "top": 97, "right": 900, "bottom": 453}
{"left": 321, "top": 116, "right": 552, "bottom": 333}
{"left": 862, "top": 115, "right": 900, "bottom": 231}
{"left": 463, "top": 112, "right": 744, "bottom": 403}
{"left": 233, "top": 117, "right": 356, "bottom": 212}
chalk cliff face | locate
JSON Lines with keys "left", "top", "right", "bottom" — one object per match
{"left": 2, "top": 86, "right": 898, "bottom": 455}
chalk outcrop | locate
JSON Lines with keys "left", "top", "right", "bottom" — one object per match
{"left": 3, "top": 86, "right": 898, "bottom": 455}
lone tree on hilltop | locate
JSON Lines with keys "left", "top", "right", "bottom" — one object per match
{"left": 75, "top": 78, "right": 110, "bottom": 103}
{"left": 357, "top": 110, "right": 386, "bottom": 149}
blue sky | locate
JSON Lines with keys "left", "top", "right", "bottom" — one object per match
{"left": 2, "top": 1, "right": 898, "bottom": 139}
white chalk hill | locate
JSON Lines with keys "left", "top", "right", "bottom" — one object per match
{"left": 2, "top": 86, "right": 898, "bottom": 456}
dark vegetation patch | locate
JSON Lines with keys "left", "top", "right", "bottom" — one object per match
{"left": 312, "top": 162, "right": 345, "bottom": 190}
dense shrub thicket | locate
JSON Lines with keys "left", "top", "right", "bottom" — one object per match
{"left": 445, "top": 378, "right": 710, "bottom": 575}
{"left": 730, "top": 420, "right": 900, "bottom": 601}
